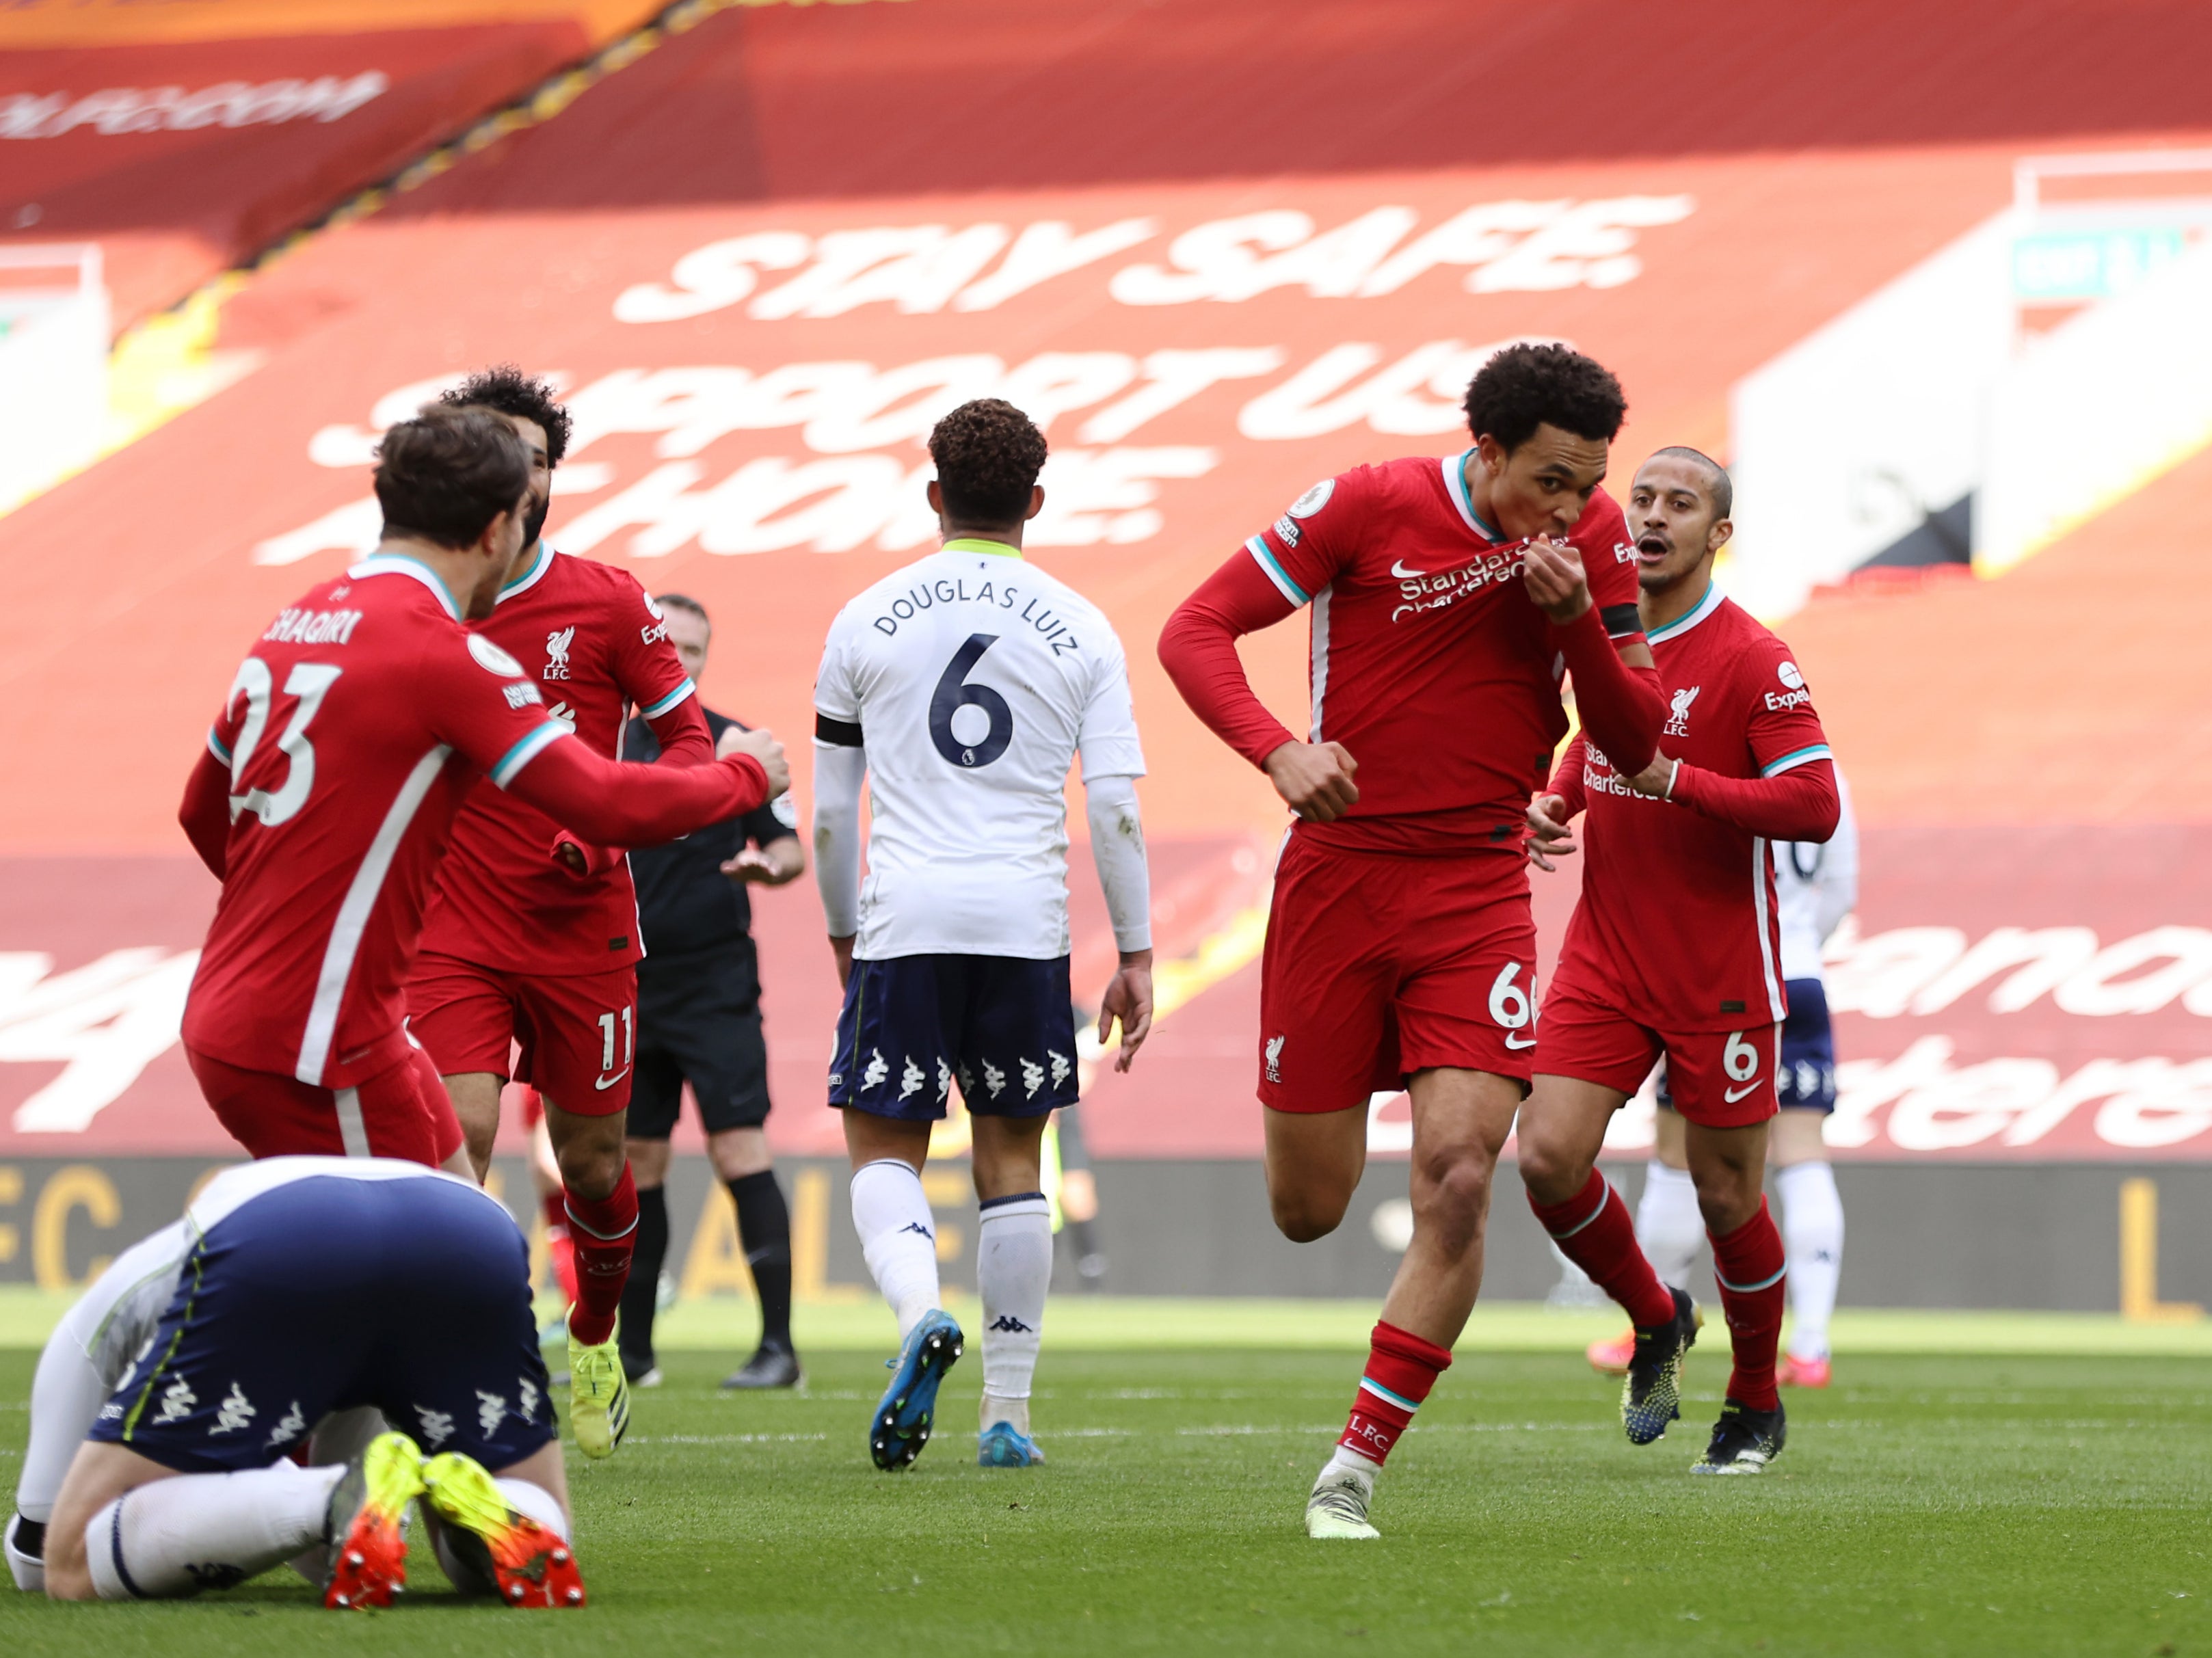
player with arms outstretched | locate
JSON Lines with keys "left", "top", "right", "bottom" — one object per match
{"left": 815, "top": 400, "right": 1154, "bottom": 1472}
{"left": 1158, "top": 345, "right": 1666, "bottom": 1538}
{"left": 176, "top": 409, "right": 786, "bottom": 1346}
{"left": 405, "top": 369, "right": 749, "bottom": 1456}
{"left": 1519, "top": 448, "right": 1838, "bottom": 1473}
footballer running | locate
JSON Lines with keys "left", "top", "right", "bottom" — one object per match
{"left": 1160, "top": 344, "right": 1668, "bottom": 1538}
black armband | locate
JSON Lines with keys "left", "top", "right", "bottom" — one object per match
{"left": 815, "top": 713, "right": 864, "bottom": 747}
{"left": 1599, "top": 602, "right": 1643, "bottom": 641}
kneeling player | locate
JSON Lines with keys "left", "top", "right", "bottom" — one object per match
{"left": 1519, "top": 448, "right": 1838, "bottom": 1473}
{"left": 31, "top": 1157, "right": 583, "bottom": 1607}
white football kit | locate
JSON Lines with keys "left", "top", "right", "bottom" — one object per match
{"left": 813, "top": 539, "right": 1149, "bottom": 961}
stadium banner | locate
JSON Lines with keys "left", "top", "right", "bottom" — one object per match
{"left": 0, "top": 6, "right": 665, "bottom": 327}
{"left": 3, "top": 829, "right": 2210, "bottom": 1165}
{"left": 0, "top": 1153, "right": 2205, "bottom": 1315}
{"left": 0, "top": 142, "right": 2063, "bottom": 854}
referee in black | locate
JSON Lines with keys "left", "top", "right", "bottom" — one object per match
{"left": 619, "top": 593, "right": 805, "bottom": 1390}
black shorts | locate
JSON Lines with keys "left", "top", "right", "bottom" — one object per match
{"left": 829, "top": 953, "right": 1078, "bottom": 1122}
{"left": 630, "top": 941, "right": 771, "bottom": 1138}
{"left": 90, "top": 1174, "right": 555, "bottom": 1473}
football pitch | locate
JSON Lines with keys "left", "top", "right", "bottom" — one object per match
{"left": 2, "top": 1304, "right": 2207, "bottom": 1656}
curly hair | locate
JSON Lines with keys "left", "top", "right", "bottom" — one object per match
{"left": 374, "top": 407, "right": 531, "bottom": 550}
{"left": 929, "top": 399, "right": 1048, "bottom": 529}
{"left": 438, "top": 364, "right": 573, "bottom": 467}
{"left": 1463, "top": 343, "right": 1627, "bottom": 452}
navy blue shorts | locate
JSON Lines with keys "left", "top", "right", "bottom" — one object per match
{"left": 829, "top": 954, "right": 1078, "bottom": 1121}
{"left": 90, "top": 1175, "right": 556, "bottom": 1473}
{"left": 1776, "top": 977, "right": 1837, "bottom": 1112}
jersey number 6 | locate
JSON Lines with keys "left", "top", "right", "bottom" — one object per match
{"left": 929, "top": 633, "right": 1015, "bottom": 770}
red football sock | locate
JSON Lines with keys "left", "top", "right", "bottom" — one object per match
{"left": 563, "top": 1163, "right": 638, "bottom": 1347}
{"left": 1709, "top": 1199, "right": 1787, "bottom": 1411}
{"left": 1529, "top": 1170, "right": 1676, "bottom": 1329}
{"left": 1337, "top": 1321, "right": 1452, "bottom": 1467}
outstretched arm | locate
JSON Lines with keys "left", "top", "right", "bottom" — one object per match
{"left": 505, "top": 732, "right": 775, "bottom": 848}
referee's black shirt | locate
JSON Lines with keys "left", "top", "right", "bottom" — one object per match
{"left": 624, "top": 708, "right": 799, "bottom": 961}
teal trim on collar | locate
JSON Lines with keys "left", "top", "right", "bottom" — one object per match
{"left": 500, "top": 541, "right": 548, "bottom": 596}
{"left": 1646, "top": 580, "right": 1722, "bottom": 643}
{"left": 943, "top": 537, "right": 1024, "bottom": 559}
{"left": 1445, "top": 451, "right": 1504, "bottom": 544}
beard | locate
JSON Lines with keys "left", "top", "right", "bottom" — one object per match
{"left": 521, "top": 490, "right": 551, "bottom": 549}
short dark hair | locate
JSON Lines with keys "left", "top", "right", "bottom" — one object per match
{"left": 929, "top": 399, "right": 1047, "bottom": 528}
{"left": 654, "top": 592, "right": 710, "bottom": 626}
{"left": 373, "top": 407, "right": 531, "bottom": 550}
{"left": 438, "top": 364, "right": 572, "bottom": 467}
{"left": 1463, "top": 343, "right": 1627, "bottom": 451}
{"left": 1646, "top": 446, "right": 1733, "bottom": 520}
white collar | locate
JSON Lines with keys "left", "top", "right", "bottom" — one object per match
{"left": 346, "top": 554, "right": 462, "bottom": 621}
{"left": 496, "top": 541, "right": 558, "bottom": 605}
{"left": 1647, "top": 580, "right": 1724, "bottom": 643}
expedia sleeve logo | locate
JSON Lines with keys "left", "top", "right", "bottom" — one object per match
{"left": 1765, "top": 659, "right": 1813, "bottom": 711}
{"left": 467, "top": 634, "right": 528, "bottom": 678}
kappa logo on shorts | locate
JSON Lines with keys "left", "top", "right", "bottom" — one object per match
{"left": 1048, "top": 1051, "right": 1071, "bottom": 1088}
{"left": 1020, "top": 1058, "right": 1045, "bottom": 1099}
{"left": 981, "top": 1058, "right": 1007, "bottom": 1098}
{"left": 1264, "top": 1034, "right": 1285, "bottom": 1084}
{"left": 862, "top": 1050, "right": 890, "bottom": 1092}
{"left": 210, "top": 1381, "right": 256, "bottom": 1435}
{"left": 152, "top": 1375, "right": 198, "bottom": 1425}
{"left": 477, "top": 1391, "right": 508, "bottom": 1437}
{"left": 935, "top": 1059, "right": 953, "bottom": 1102}
{"left": 519, "top": 1378, "right": 541, "bottom": 1422}
{"left": 414, "top": 1404, "right": 456, "bottom": 1449}
{"left": 898, "top": 1057, "right": 926, "bottom": 1100}
{"left": 266, "top": 1401, "right": 306, "bottom": 1449}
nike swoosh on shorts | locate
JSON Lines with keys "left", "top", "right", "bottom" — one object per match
{"left": 1504, "top": 1033, "right": 1536, "bottom": 1050}
{"left": 1723, "top": 1082, "right": 1760, "bottom": 1102}
{"left": 594, "top": 1069, "right": 632, "bottom": 1091}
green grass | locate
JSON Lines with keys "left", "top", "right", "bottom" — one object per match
{"left": 3, "top": 1339, "right": 2208, "bottom": 1655}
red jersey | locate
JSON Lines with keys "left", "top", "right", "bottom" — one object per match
{"left": 1233, "top": 453, "right": 1642, "bottom": 851}
{"left": 417, "top": 544, "right": 703, "bottom": 976}
{"left": 181, "top": 555, "right": 579, "bottom": 1089}
{"left": 1552, "top": 585, "right": 1835, "bottom": 1031}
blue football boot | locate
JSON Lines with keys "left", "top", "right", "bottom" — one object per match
{"left": 870, "top": 1308, "right": 963, "bottom": 1471}
{"left": 977, "top": 1421, "right": 1045, "bottom": 1467}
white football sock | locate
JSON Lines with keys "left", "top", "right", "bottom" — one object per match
{"left": 851, "top": 1159, "right": 942, "bottom": 1341}
{"left": 1635, "top": 1161, "right": 1704, "bottom": 1291}
{"left": 1322, "top": 1443, "right": 1381, "bottom": 1484}
{"left": 85, "top": 1464, "right": 342, "bottom": 1601}
{"left": 1776, "top": 1160, "right": 1844, "bottom": 1360}
{"left": 977, "top": 1192, "right": 1052, "bottom": 1433}
{"left": 427, "top": 1477, "right": 571, "bottom": 1596}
